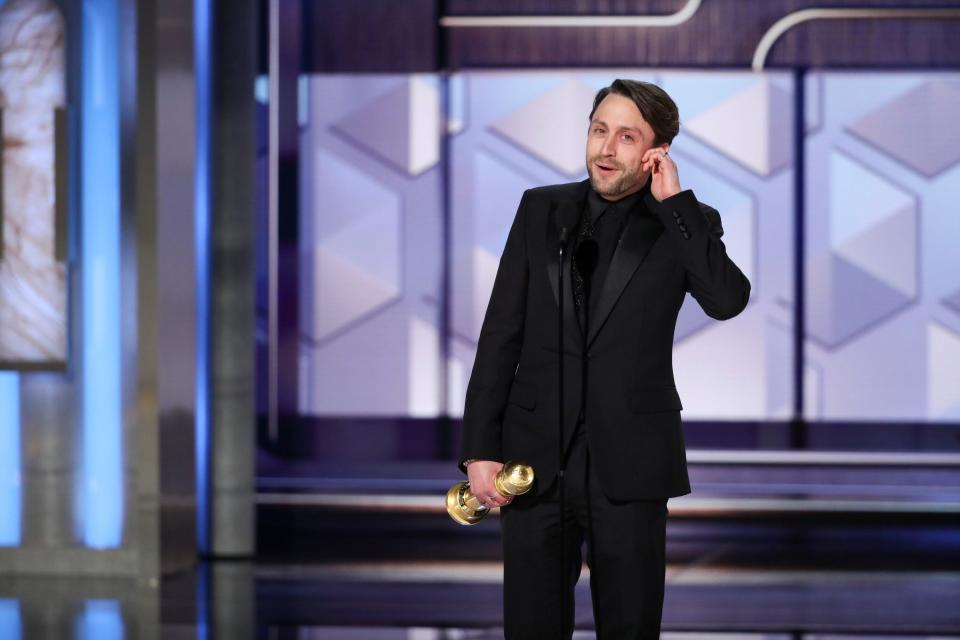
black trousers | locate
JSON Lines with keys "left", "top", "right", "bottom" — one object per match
{"left": 500, "top": 423, "right": 669, "bottom": 639}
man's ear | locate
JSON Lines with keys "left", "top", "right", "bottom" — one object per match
{"left": 660, "top": 143, "right": 670, "bottom": 154}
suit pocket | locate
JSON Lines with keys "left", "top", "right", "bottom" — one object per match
{"left": 630, "top": 387, "right": 682, "bottom": 413}
{"left": 507, "top": 380, "right": 537, "bottom": 411}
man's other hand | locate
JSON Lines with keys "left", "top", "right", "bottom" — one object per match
{"left": 642, "top": 146, "right": 681, "bottom": 202}
{"left": 466, "top": 460, "right": 514, "bottom": 509}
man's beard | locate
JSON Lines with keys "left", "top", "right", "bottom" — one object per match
{"left": 587, "top": 159, "right": 647, "bottom": 198}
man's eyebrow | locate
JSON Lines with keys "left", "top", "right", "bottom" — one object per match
{"left": 589, "top": 119, "right": 642, "bottom": 135}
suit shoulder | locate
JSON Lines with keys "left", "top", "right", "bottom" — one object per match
{"left": 696, "top": 200, "right": 723, "bottom": 237}
{"left": 697, "top": 200, "right": 719, "bottom": 217}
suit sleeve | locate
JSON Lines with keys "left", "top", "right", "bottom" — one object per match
{"left": 649, "top": 189, "right": 751, "bottom": 320}
{"left": 457, "top": 191, "right": 530, "bottom": 474}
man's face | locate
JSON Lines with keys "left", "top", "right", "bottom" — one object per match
{"left": 585, "top": 93, "right": 667, "bottom": 201}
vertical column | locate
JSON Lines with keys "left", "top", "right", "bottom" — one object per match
{"left": 155, "top": 0, "right": 200, "bottom": 573}
{"left": 194, "top": 0, "right": 212, "bottom": 554}
{"left": 268, "top": 0, "right": 301, "bottom": 441}
{"left": 133, "top": 0, "right": 200, "bottom": 583}
{"left": 208, "top": 0, "right": 257, "bottom": 556}
{"left": 20, "top": 375, "right": 73, "bottom": 549}
{"left": 81, "top": 0, "right": 124, "bottom": 551}
{"left": 0, "top": 373, "right": 19, "bottom": 547}
{"left": 791, "top": 68, "right": 807, "bottom": 449}
{"left": 131, "top": 0, "right": 162, "bottom": 581}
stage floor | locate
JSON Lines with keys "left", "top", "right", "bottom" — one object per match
{"left": 161, "top": 550, "right": 960, "bottom": 637}
{"left": 2, "top": 530, "right": 959, "bottom": 637}
{"left": 2, "top": 455, "right": 958, "bottom": 637}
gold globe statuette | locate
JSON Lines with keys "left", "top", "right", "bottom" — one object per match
{"left": 446, "top": 461, "right": 535, "bottom": 525}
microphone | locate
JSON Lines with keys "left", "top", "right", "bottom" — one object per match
{"left": 575, "top": 238, "right": 599, "bottom": 345}
{"left": 575, "top": 237, "right": 599, "bottom": 280}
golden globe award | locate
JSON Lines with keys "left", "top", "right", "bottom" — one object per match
{"left": 446, "top": 461, "right": 535, "bottom": 525}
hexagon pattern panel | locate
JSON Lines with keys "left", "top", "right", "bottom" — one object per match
{"left": 298, "top": 71, "right": 795, "bottom": 419}
{"left": 296, "top": 71, "right": 960, "bottom": 423}
{"left": 804, "top": 72, "right": 960, "bottom": 422}
{"left": 449, "top": 71, "right": 794, "bottom": 421}
{"left": 299, "top": 75, "right": 443, "bottom": 416}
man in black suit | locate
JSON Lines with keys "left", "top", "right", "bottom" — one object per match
{"left": 458, "top": 79, "right": 751, "bottom": 638}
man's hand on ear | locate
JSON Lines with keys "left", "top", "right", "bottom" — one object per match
{"left": 641, "top": 147, "right": 681, "bottom": 202}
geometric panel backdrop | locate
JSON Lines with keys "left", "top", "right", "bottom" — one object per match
{"left": 298, "top": 75, "right": 443, "bottom": 416}
{"left": 292, "top": 71, "right": 960, "bottom": 427}
{"left": 804, "top": 72, "right": 960, "bottom": 422}
{"left": 449, "top": 70, "right": 795, "bottom": 421}
{"left": 297, "top": 71, "right": 797, "bottom": 420}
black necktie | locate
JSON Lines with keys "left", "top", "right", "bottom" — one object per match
{"left": 573, "top": 205, "right": 604, "bottom": 315}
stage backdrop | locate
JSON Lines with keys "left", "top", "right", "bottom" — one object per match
{"left": 803, "top": 71, "right": 960, "bottom": 422}
{"left": 293, "top": 70, "right": 794, "bottom": 423}
{"left": 286, "top": 69, "right": 960, "bottom": 427}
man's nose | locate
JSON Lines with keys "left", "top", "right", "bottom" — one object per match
{"left": 600, "top": 135, "right": 617, "bottom": 156}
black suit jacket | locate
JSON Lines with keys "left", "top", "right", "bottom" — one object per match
{"left": 458, "top": 178, "right": 751, "bottom": 500}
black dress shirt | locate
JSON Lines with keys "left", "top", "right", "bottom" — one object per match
{"left": 573, "top": 179, "right": 651, "bottom": 334}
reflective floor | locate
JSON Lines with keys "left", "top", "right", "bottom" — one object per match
{"left": 2, "top": 529, "right": 958, "bottom": 638}
{"left": 253, "top": 563, "right": 960, "bottom": 634}
{"left": 3, "top": 457, "right": 959, "bottom": 638}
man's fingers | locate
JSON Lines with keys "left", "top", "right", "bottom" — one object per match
{"left": 467, "top": 462, "right": 513, "bottom": 508}
{"left": 487, "top": 492, "right": 505, "bottom": 505}
{"left": 478, "top": 490, "right": 511, "bottom": 508}
{"left": 474, "top": 485, "right": 495, "bottom": 504}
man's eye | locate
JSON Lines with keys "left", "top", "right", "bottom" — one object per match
{"left": 593, "top": 128, "right": 604, "bottom": 134}
{"left": 622, "top": 135, "right": 634, "bottom": 142}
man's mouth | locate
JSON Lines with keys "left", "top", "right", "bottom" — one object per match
{"left": 595, "top": 162, "right": 619, "bottom": 175}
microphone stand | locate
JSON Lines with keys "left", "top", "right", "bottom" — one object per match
{"left": 556, "top": 226, "right": 569, "bottom": 639}
{"left": 577, "top": 239, "right": 600, "bottom": 639}
{"left": 565, "top": 237, "right": 599, "bottom": 639}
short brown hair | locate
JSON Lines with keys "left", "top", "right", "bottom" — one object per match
{"left": 589, "top": 79, "right": 680, "bottom": 146}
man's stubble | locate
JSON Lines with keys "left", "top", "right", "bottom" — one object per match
{"left": 586, "top": 157, "right": 650, "bottom": 199}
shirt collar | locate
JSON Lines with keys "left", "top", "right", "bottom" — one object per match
{"left": 586, "top": 177, "right": 650, "bottom": 220}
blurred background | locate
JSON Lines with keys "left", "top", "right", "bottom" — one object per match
{"left": 1, "top": 0, "right": 959, "bottom": 637}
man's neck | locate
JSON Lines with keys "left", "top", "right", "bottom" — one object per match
{"left": 589, "top": 178, "right": 649, "bottom": 214}
{"left": 591, "top": 175, "right": 650, "bottom": 204}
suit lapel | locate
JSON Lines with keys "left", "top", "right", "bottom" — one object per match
{"left": 584, "top": 193, "right": 664, "bottom": 349}
{"left": 544, "top": 179, "right": 664, "bottom": 350}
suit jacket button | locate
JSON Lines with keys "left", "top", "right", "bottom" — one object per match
{"left": 672, "top": 210, "right": 680, "bottom": 218}
{"left": 682, "top": 231, "right": 691, "bottom": 239}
